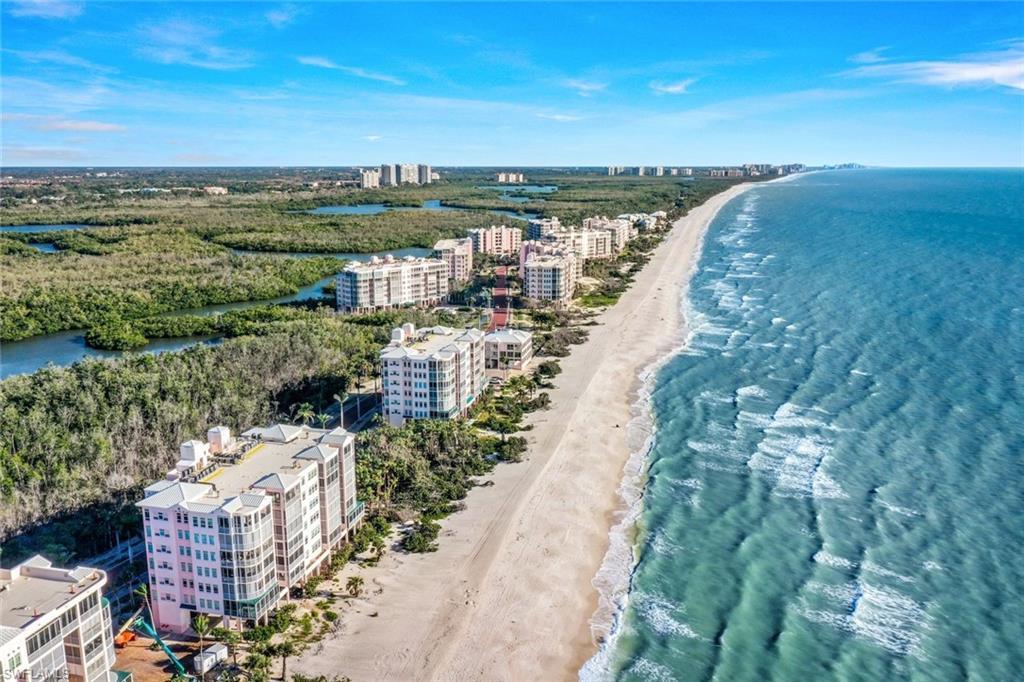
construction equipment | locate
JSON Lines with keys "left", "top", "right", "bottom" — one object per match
{"left": 115, "top": 607, "right": 193, "bottom": 679}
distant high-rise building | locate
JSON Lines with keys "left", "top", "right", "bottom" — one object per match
{"left": 418, "top": 164, "right": 432, "bottom": 184}
{"left": 360, "top": 168, "right": 381, "bottom": 189}
{"left": 399, "top": 163, "right": 418, "bottom": 184}
{"left": 380, "top": 164, "right": 398, "bottom": 186}
{"left": 655, "top": 166, "right": 664, "bottom": 176}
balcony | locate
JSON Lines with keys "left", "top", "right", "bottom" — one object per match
{"left": 347, "top": 501, "right": 365, "bottom": 526}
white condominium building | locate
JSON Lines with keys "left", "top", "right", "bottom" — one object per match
{"left": 484, "top": 329, "right": 534, "bottom": 376}
{"left": 433, "top": 237, "right": 474, "bottom": 283}
{"left": 584, "top": 216, "right": 634, "bottom": 250}
{"left": 525, "top": 217, "right": 562, "bottom": 241}
{"left": 467, "top": 224, "right": 522, "bottom": 256}
{"left": 0, "top": 556, "right": 115, "bottom": 682}
{"left": 380, "top": 164, "right": 397, "bottom": 186}
{"left": 137, "top": 425, "right": 362, "bottom": 633}
{"left": 522, "top": 252, "right": 576, "bottom": 306}
{"left": 359, "top": 168, "right": 381, "bottom": 189}
{"left": 417, "top": 164, "right": 432, "bottom": 185}
{"left": 495, "top": 172, "right": 525, "bottom": 183}
{"left": 336, "top": 255, "right": 448, "bottom": 313}
{"left": 381, "top": 323, "right": 486, "bottom": 427}
{"left": 618, "top": 212, "right": 663, "bottom": 232}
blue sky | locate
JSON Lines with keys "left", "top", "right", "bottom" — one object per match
{"left": 2, "top": 1, "right": 1022, "bottom": 167}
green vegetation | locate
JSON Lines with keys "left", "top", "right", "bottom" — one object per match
{"left": 0, "top": 232, "right": 340, "bottom": 340}
{"left": 1, "top": 173, "right": 748, "bottom": 341}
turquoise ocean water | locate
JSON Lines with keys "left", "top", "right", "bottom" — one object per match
{"left": 586, "top": 169, "right": 1023, "bottom": 681}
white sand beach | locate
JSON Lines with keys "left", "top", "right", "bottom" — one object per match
{"left": 293, "top": 182, "right": 756, "bottom": 681}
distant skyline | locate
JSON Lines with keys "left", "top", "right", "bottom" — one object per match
{"left": 2, "top": 1, "right": 1022, "bottom": 167}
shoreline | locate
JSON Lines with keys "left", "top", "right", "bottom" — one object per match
{"left": 291, "top": 181, "right": 761, "bottom": 681}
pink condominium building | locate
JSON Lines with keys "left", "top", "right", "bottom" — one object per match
{"left": 137, "top": 424, "right": 362, "bottom": 633}
{"left": 432, "top": 237, "right": 474, "bottom": 283}
{"left": 466, "top": 224, "right": 522, "bottom": 257}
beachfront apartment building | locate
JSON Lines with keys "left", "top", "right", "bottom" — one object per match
{"left": 583, "top": 216, "right": 635, "bottom": 251}
{"left": 467, "top": 224, "right": 522, "bottom": 257}
{"left": 433, "top": 237, "right": 474, "bottom": 284}
{"left": 417, "top": 164, "right": 432, "bottom": 185}
{"left": 336, "top": 255, "right": 448, "bottom": 313}
{"left": 522, "top": 251, "right": 577, "bottom": 306}
{"left": 380, "top": 323, "right": 486, "bottom": 427}
{"left": 359, "top": 168, "right": 381, "bottom": 189}
{"left": 0, "top": 556, "right": 116, "bottom": 682}
{"left": 484, "top": 329, "right": 534, "bottom": 377}
{"left": 137, "top": 424, "right": 362, "bottom": 633}
{"left": 526, "top": 217, "right": 562, "bottom": 241}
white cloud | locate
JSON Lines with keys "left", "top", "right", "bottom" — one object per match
{"left": 2, "top": 146, "right": 85, "bottom": 162}
{"left": 5, "top": 49, "right": 111, "bottom": 71}
{"left": 536, "top": 113, "right": 582, "bottom": 122}
{"left": 138, "top": 20, "right": 253, "bottom": 70}
{"left": 844, "top": 43, "right": 1024, "bottom": 91}
{"left": 265, "top": 4, "right": 301, "bottom": 29}
{"left": 649, "top": 78, "right": 698, "bottom": 95}
{"left": 297, "top": 56, "right": 406, "bottom": 85}
{"left": 362, "top": 135, "right": 383, "bottom": 142}
{"left": 563, "top": 78, "right": 607, "bottom": 96}
{"left": 6, "top": 0, "right": 82, "bottom": 20}
{"left": 849, "top": 47, "right": 890, "bottom": 64}
{"left": 3, "top": 113, "right": 126, "bottom": 132}
{"left": 659, "top": 88, "right": 875, "bottom": 129}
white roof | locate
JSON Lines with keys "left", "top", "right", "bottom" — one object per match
{"left": 486, "top": 329, "right": 532, "bottom": 344}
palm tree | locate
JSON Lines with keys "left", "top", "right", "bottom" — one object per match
{"left": 346, "top": 575, "right": 364, "bottom": 598}
{"left": 134, "top": 583, "right": 154, "bottom": 626}
{"left": 371, "top": 536, "right": 386, "bottom": 559}
{"left": 274, "top": 639, "right": 298, "bottom": 680}
{"left": 296, "top": 403, "right": 315, "bottom": 425}
{"left": 332, "top": 393, "right": 347, "bottom": 428}
{"left": 316, "top": 413, "right": 332, "bottom": 429}
{"left": 192, "top": 613, "right": 212, "bottom": 653}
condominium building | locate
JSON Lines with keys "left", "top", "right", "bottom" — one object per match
{"left": 137, "top": 424, "right": 362, "bottom": 633}
{"left": 578, "top": 227, "right": 616, "bottom": 259}
{"left": 525, "top": 217, "right": 562, "bottom": 240}
{"left": 417, "top": 164, "right": 432, "bottom": 185}
{"left": 495, "top": 172, "right": 525, "bottom": 184}
{"left": 583, "top": 216, "right": 634, "bottom": 251}
{"left": 398, "top": 163, "right": 418, "bottom": 184}
{"left": 522, "top": 251, "right": 576, "bottom": 306}
{"left": 359, "top": 168, "right": 381, "bottom": 189}
{"left": 484, "top": 329, "right": 534, "bottom": 377}
{"left": 432, "top": 237, "right": 474, "bottom": 284}
{"left": 618, "top": 212, "right": 661, "bottom": 232}
{"left": 0, "top": 556, "right": 115, "bottom": 682}
{"left": 380, "top": 164, "right": 397, "bottom": 187}
{"left": 467, "top": 224, "right": 522, "bottom": 257}
{"left": 336, "top": 255, "right": 448, "bottom": 314}
{"left": 380, "top": 323, "right": 486, "bottom": 426}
